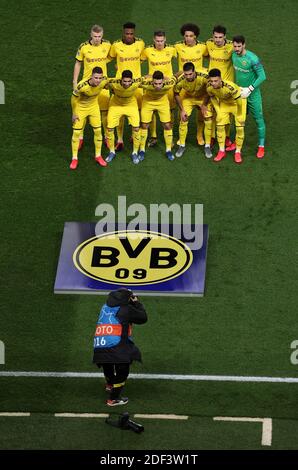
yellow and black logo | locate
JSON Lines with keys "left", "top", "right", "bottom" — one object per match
{"left": 73, "top": 230, "right": 193, "bottom": 285}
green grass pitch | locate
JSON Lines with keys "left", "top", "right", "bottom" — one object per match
{"left": 1, "top": 0, "right": 298, "bottom": 450}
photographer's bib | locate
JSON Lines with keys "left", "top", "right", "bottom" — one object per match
{"left": 94, "top": 304, "right": 132, "bottom": 348}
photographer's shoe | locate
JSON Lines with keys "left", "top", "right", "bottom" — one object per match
{"left": 105, "top": 383, "right": 113, "bottom": 392}
{"left": 106, "top": 397, "right": 128, "bottom": 406}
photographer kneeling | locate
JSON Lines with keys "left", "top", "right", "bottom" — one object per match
{"left": 93, "top": 288, "right": 148, "bottom": 406}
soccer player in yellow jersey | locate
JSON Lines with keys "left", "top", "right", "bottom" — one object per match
{"left": 73, "top": 25, "right": 111, "bottom": 149}
{"left": 207, "top": 68, "right": 247, "bottom": 164}
{"left": 109, "top": 22, "right": 145, "bottom": 150}
{"left": 141, "top": 30, "right": 177, "bottom": 147}
{"left": 105, "top": 70, "right": 141, "bottom": 165}
{"left": 206, "top": 25, "right": 234, "bottom": 81}
{"left": 175, "top": 24, "right": 208, "bottom": 145}
{"left": 206, "top": 25, "right": 235, "bottom": 147}
{"left": 175, "top": 24, "right": 207, "bottom": 72}
{"left": 174, "top": 62, "right": 213, "bottom": 159}
{"left": 138, "top": 71, "right": 176, "bottom": 162}
{"left": 70, "top": 67, "right": 108, "bottom": 170}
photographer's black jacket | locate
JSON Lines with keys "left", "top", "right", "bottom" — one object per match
{"left": 93, "top": 290, "right": 147, "bottom": 364}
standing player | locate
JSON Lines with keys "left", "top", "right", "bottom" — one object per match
{"left": 174, "top": 62, "right": 213, "bottom": 159}
{"left": 105, "top": 70, "right": 141, "bottom": 164}
{"left": 109, "top": 22, "right": 145, "bottom": 151}
{"left": 73, "top": 25, "right": 111, "bottom": 150}
{"left": 138, "top": 71, "right": 176, "bottom": 161}
{"left": 206, "top": 25, "right": 234, "bottom": 81}
{"left": 141, "top": 30, "right": 177, "bottom": 147}
{"left": 175, "top": 23, "right": 207, "bottom": 72}
{"left": 206, "top": 25, "right": 234, "bottom": 147}
{"left": 175, "top": 24, "right": 208, "bottom": 145}
{"left": 70, "top": 67, "right": 108, "bottom": 170}
{"left": 207, "top": 68, "right": 247, "bottom": 164}
{"left": 232, "top": 35, "right": 266, "bottom": 158}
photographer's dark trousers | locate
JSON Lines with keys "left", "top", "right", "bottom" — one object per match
{"left": 98, "top": 363, "right": 130, "bottom": 399}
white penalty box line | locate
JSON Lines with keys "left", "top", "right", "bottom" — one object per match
{"left": 2, "top": 371, "right": 291, "bottom": 447}
{"left": 1, "top": 371, "right": 298, "bottom": 383}
{"left": 213, "top": 417, "right": 272, "bottom": 446}
{"left": 0, "top": 411, "right": 271, "bottom": 446}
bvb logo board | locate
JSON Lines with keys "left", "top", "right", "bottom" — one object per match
{"left": 73, "top": 230, "right": 193, "bottom": 285}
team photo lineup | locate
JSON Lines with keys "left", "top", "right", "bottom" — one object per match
{"left": 71, "top": 22, "right": 266, "bottom": 169}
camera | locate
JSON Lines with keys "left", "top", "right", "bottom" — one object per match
{"left": 129, "top": 294, "right": 138, "bottom": 303}
{"left": 119, "top": 412, "right": 144, "bottom": 433}
{"left": 106, "top": 412, "right": 144, "bottom": 433}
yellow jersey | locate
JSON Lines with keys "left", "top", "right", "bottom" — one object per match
{"left": 109, "top": 38, "right": 145, "bottom": 78}
{"left": 175, "top": 41, "right": 207, "bottom": 72}
{"left": 174, "top": 71, "right": 209, "bottom": 99}
{"left": 108, "top": 79, "right": 141, "bottom": 105}
{"left": 206, "top": 79, "right": 241, "bottom": 105}
{"left": 72, "top": 78, "right": 109, "bottom": 109}
{"left": 140, "top": 77, "right": 176, "bottom": 100}
{"left": 75, "top": 39, "right": 111, "bottom": 79}
{"left": 206, "top": 39, "right": 234, "bottom": 81}
{"left": 141, "top": 45, "right": 177, "bottom": 76}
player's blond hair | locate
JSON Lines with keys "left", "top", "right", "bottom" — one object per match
{"left": 90, "top": 25, "right": 103, "bottom": 34}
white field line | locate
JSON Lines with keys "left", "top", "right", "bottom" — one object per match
{"left": 134, "top": 414, "right": 189, "bottom": 420}
{"left": 0, "top": 412, "right": 187, "bottom": 421}
{"left": 54, "top": 413, "right": 188, "bottom": 420}
{"left": 0, "top": 411, "right": 272, "bottom": 441}
{"left": 55, "top": 413, "right": 109, "bottom": 418}
{"left": 1, "top": 371, "right": 298, "bottom": 383}
{"left": 213, "top": 417, "right": 272, "bottom": 446}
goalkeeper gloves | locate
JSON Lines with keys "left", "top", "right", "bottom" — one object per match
{"left": 240, "top": 85, "right": 254, "bottom": 98}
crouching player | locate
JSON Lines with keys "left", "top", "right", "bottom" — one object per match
{"left": 105, "top": 70, "right": 141, "bottom": 165}
{"left": 207, "top": 68, "right": 247, "bottom": 164}
{"left": 138, "top": 71, "right": 176, "bottom": 162}
{"left": 70, "top": 67, "right": 108, "bottom": 170}
{"left": 174, "top": 62, "right": 214, "bottom": 159}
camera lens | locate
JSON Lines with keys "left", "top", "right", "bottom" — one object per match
{"left": 127, "top": 419, "right": 144, "bottom": 433}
